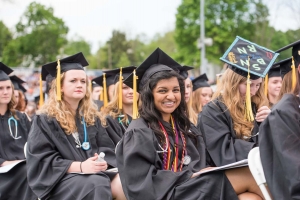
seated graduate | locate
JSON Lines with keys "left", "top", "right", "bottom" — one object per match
{"left": 198, "top": 38, "right": 275, "bottom": 166}
{"left": 259, "top": 41, "right": 300, "bottom": 200}
{"left": 26, "top": 52, "right": 125, "bottom": 200}
{"left": 0, "top": 63, "right": 36, "bottom": 200}
{"left": 90, "top": 79, "right": 104, "bottom": 110}
{"left": 178, "top": 66, "right": 198, "bottom": 125}
{"left": 99, "top": 66, "right": 137, "bottom": 145}
{"left": 192, "top": 73, "right": 213, "bottom": 114}
{"left": 116, "top": 48, "right": 264, "bottom": 200}
{"left": 264, "top": 66, "right": 282, "bottom": 107}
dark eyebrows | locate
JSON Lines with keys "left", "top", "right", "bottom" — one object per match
{"left": 156, "top": 85, "right": 180, "bottom": 90}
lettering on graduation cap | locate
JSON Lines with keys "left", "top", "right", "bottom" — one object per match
{"left": 220, "top": 36, "right": 279, "bottom": 77}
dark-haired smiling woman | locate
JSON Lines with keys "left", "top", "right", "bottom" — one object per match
{"left": 116, "top": 48, "right": 264, "bottom": 200}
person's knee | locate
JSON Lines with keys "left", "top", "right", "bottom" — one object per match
{"left": 238, "top": 192, "right": 263, "bottom": 200}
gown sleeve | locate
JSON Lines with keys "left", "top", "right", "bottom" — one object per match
{"left": 116, "top": 124, "right": 193, "bottom": 200}
{"left": 259, "top": 96, "right": 300, "bottom": 199}
{"left": 105, "top": 115, "right": 123, "bottom": 146}
{"left": 199, "top": 101, "right": 255, "bottom": 166}
{"left": 26, "top": 115, "right": 73, "bottom": 199}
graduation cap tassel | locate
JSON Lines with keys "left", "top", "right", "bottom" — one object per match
{"left": 292, "top": 56, "right": 297, "bottom": 91}
{"left": 264, "top": 74, "right": 269, "bottom": 96}
{"left": 103, "top": 73, "right": 108, "bottom": 107}
{"left": 100, "top": 87, "right": 103, "bottom": 101}
{"left": 245, "top": 57, "right": 254, "bottom": 122}
{"left": 39, "top": 74, "right": 44, "bottom": 107}
{"left": 118, "top": 68, "right": 123, "bottom": 111}
{"left": 132, "top": 70, "right": 138, "bottom": 119}
{"left": 56, "top": 60, "right": 61, "bottom": 101}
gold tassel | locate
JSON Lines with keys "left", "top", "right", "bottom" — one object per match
{"left": 39, "top": 75, "right": 44, "bottom": 107}
{"left": 132, "top": 70, "right": 138, "bottom": 119}
{"left": 100, "top": 87, "right": 103, "bottom": 101}
{"left": 56, "top": 60, "right": 61, "bottom": 101}
{"left": 264, "top": 74, "right": 268, "bottom": 96}
{"left": 103, "top": 73, "right": 108, "bottom": 107}
{"left": 245, "top": 56, "right": 254, "bottom": 122}
{"left": 118, "top": 68, "right": 123, "bottom": 110}
{"left": 292, "top": 56, "right": 297, "bottom": 91}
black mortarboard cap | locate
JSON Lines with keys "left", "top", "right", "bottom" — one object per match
{"left": 92, "top": 73, "right": 115, "bottom": 88}
{"left": 104, "top": 66, "right": 137, "bottom": 84}
{"left": 272, "top": 58, "right": 292, "bottom": 79}
{"left": 276, "top": 40, "right": 300, "bottom": 66}
{"left": 192, "top": 73, "right": 210, "bottom": 91}
{"left": 41, "top": 52, "right": 88, "bottom": 79}
{"left": 179, "top": 65, "right": 194, "bottom": 79}
{"left": 9, "top": 75, "right": 27, "bottom": 92}
{"left": 267, "top": 67, "right": 281, "bottom": 78}
{"left": 124, "top": 48, "right": 181, "bottom": 92}
{"left": 220, "top": 36, "right": 279, "bottom": 79}
{"left": 0, "top": 62, "right": 13, "bottom": 81}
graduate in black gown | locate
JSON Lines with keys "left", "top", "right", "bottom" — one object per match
{"left": 26, "top": 52, "right": 125, "bottom": 200}
{"left": 0, "top": 62, "right": 36, "bottom": 200}
{"left": 116, "top": 48, "right": 264, "bottom": 200}
{"left": 99, "top": 66, "right": 136, "bottom": 145}
{"left": 91, "top": 80, "right": 104, "bottom": 110}
{"left": 264, "top": 66, "right": 282, "bottom": 107}
{"left": 197, "top": 38, "right": 276, "bottom": 166}
{"left": 259, "top": 40, "right": 300, "bottom": 200}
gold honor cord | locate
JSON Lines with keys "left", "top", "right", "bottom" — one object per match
{"left": 39, "top": 74, "right": 44, "bottom": 107}
{"left": 264, "top": 74, "right": 268, "bottom": 96}
{"left": 245, "top": 56, "right": 254, "bottom": 122}
{"left": 119, "top": 68, "right": 123, "bottom": 110}
{"left": 292, "top": 56, "right": 297, "bottom": 91}
{"left": 132, "top": 70, "right": 138, "bottom": 119}
{"left": 103, "top": 73, "right": 108, "bottom": 107}
{"left": 56, "top": 60, "right": 61, "bottom": 101}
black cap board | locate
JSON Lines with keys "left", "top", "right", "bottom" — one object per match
{"left": 123, "top": 48, "right": 181, "bottom": 92}
{"left": 192, "top": 73, "right": 210, "bottom": 91}
{"left": 104, "top": 66, "right": 136, "bottom": 84}
{"left": 275, "top": 40, "right": 300, "bottom": 67}
{"left": 10, "top": 75, "right": 27, "bottom": 92}
{"left": 0, "top": 62, "right": 13, "bottom": 81}
{"left": 179, "top": 65, "right": 194, "bottom": 79}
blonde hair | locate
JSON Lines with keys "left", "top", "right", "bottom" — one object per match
{"left": 38, "top": 72, "right": 106, "bottom": 135}
{"left": 15, "top": 91, "right": 26, "bottom": 111}
{"left": 192, "top": 87, "right": 212, "bottom": 113}
{"left": 102, "top": 81, "right": 130, "bottom": 124}
{"left": 187, "top": 92, "right": 198, "bottom": 125}
{"left": 278, "top": 71, "right": 299, "bottom": 100}
{"left": 212, "top": 68, "right": 268, "bottom": 138}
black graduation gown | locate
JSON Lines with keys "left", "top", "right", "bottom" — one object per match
{"left": 26, "top": 114, "right": 117, "bottom": 200}
{"left": 116, "top": 118, "right": 238, "bottom": 200}
{"left": 105, "top": 114, "right": 131, "bottom": 145}
{"left": 93, "top": 100, "right": 103, "bottom": 111}
{"left": 0, "top": 110, "right": 36, "bottom": 200}
{"left": 198, "top": 98, "right": 259, "bottom": 166}
{"left": 259, "top": 94, "right": 300, "bottom": 200}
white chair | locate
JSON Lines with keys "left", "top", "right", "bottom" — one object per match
{"left": 24, "top": 142, "right": 27, "bottom": 158}
{"left": 248, "top": 147, "right": 272, "bottom": 200}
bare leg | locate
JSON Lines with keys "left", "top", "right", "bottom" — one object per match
{"left": 225, "top": 167, "right": 263, "bottom": 199}
{"left": 111, "top": 174, "right": 126, "bottom": 200}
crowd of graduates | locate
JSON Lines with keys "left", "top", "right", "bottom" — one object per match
{"left": 0, "top": 36, "right": 299, "bottom": 200}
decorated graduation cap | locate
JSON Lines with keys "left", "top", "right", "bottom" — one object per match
{"left": 220, "top": 36, "right": 279, "bottom": 122}
{"left": 0, "top": 62, "right": 13, "bottom": 81}
{"left": 9, "top": 75, "right": 27, "bottom": 92}
{"left": 275, "top": 40, "right": 300, "bottom": 91}
{"left": 42, "top": 52, "right": 88, "bottom": 101}
{"left": 178, "top": 65, "right": 194, "bottom": 79}
{"left": 192, "top": 73, "right": 210, "bottom": 91}
{"left": 124, "top": 48, "right": 181, "bottom": 119}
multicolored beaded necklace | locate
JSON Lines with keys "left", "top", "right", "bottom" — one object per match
{"left": 158, "top": 115, "right": 187, "bottom": 172}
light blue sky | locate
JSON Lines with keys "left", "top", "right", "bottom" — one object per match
{"left": 1, "top": 0, "right": 298, "bottom": 53}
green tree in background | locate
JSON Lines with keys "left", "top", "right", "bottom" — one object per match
{"left": 0, "top": 21, "right": 12, "bottom": 60}
{"left": 63, "top": 36, "right": 91, "bottom": 57}
{"left": 2, "top": 2, "right": 68, "bottom": 67}
{"left": 175, "top": 0, "right": 271, "bottom": 68}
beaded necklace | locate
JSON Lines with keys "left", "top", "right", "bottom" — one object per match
{"left": 158, "top": 116, "right": 186, "bottom": 172}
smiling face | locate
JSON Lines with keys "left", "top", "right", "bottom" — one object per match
{"left": 61, "top": 70, "right": 87, "bottom": 102}
{"left": 122, "top": 83, "right": 136, "bottom": 105}
{"left": 152, "top": 77, "right": 181, "bottom": 122}
{"left": 268, "top": 77, "right": 282, "bottom": 98}
{"left": 0, "top": 80, "right": 13, "bottom": 105}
